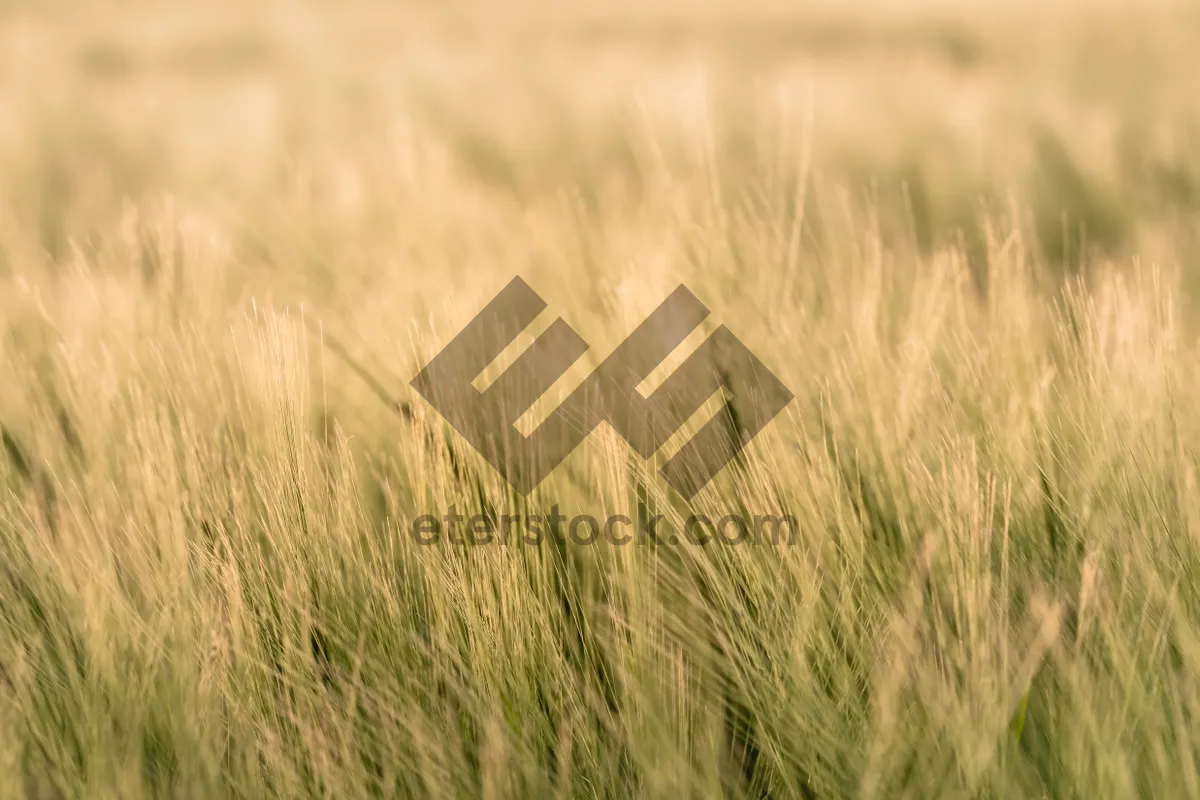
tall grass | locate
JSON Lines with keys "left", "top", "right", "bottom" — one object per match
{"left": 2, "top": 1, "right": 1200, "bottom": 797}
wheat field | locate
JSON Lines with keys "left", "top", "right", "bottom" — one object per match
{"left": 2, "top": 1, "right": 1200, "bottom": 798}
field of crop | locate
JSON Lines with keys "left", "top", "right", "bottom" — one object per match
{"left": 3, "top": 1, "right": 1200, "bottom": 797}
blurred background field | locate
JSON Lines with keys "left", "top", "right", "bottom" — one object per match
{"left": 3, "top": 1, "right": 1200, "bottom": 798}
{"left": 3, "top": 1, "right": 1200, "bottom": 300}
